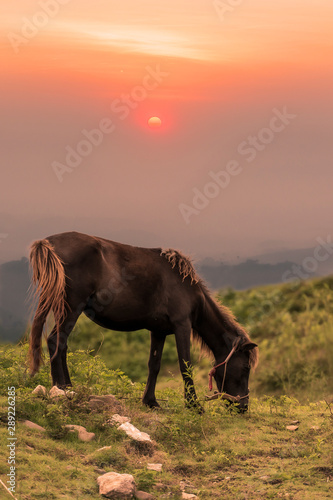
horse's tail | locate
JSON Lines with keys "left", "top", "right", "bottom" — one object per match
{"left": 28, "top": 239, "right": 67, "bottom": 376}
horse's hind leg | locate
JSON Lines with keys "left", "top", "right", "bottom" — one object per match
{"left": 47, "top": 312, "right": 80, "bottom": 388}
{"left": 142, "top": 331, "right": 166, "bottom": 408}
{"left": 61, "top": 344, "right": 71, "bottom": 387}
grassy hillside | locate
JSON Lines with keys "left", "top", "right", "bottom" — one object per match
{"left": 0, "top": 276, "right": 332, "bottom": 498}
{"left": 0, "top": 345, "right": 332, "bottom": 499}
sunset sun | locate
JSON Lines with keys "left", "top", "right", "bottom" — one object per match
{"left": 148, "top": 116, "right": 162, "bottom": 129}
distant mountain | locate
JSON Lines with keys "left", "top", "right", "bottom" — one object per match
{"left": 198, "top": 258, "right": 297, "bottom": 290}
{"left": 0, "top": 258, "right": 30, "bottom": 342}
{"left": 198, "top": 244, "right": 333, "bottom": 290}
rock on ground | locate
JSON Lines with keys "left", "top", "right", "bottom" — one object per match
{"left": 65, "top": 424, "right": 95, "bottom": 442}
{"left": 22, "top": 420, "right": 46, "bottom": 432}
{"left": 135, "top": 491, "right": 156, "bottom": 499}
{"left": 110, "top": 414, "right": 131, "bottom": 425}
{"left": 147, "top": 463, "right": 162, "bottom": 472}
{"left": 49, "top": 386, "right": 75, "bottom": 399}
{"left": 97, "top": 471, "right": 136, "bottom": 499}
{"left": 117, "top": 422, "right": 151, "bottom": 443}
{"left": 49, "top": 386, "right": 66, "bottom": 399}
{"left": 286, "top": 425, "right": 299, "bottom": 431}
{"left": 96, "top": 445, "right": 113, "bottom": 453}
{"left": 32, "top": 385, "right": 47, "bottom": 397}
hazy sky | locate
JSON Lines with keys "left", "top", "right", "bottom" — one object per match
{"left": 1, "top": 0, "right": 333, "bottom": 263}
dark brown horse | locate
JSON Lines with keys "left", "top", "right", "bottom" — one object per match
{"left": 29, "top": 231, "right": 258, "bottom": 411}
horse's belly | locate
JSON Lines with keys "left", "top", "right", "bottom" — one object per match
{"left": 84, "top": 309, "right": 172, "bottom": 334}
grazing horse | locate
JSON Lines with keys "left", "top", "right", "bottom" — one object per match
{"left": 29, "top": 231, "right": 258, "bottom": 411}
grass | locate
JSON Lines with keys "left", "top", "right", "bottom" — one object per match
{"left": 0, "top": 346, "right": 332, "bottom": 499}
{"left": 1, "top": 275, "right": 333, "bottom": 498}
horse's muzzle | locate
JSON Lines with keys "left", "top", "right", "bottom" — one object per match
{"left": 205, "top": 392, "right": 249, "bottom": 412}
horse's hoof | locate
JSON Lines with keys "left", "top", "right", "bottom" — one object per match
{"left": 143, "top": 400, "right": 161, "bottom": 410}
{"left": 185, "top": 402, "right": 205, "bottom": 414}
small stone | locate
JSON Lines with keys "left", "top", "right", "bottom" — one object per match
{"left": 32, "top": 385, "right": 47, "bottom": 397}
{"left": 97, "top": 471, "right": 136, "bottom": 499}
{"left": 22, "top": 420, "right": 46, "bottom": 432}
{"left": 180, "top": 480, "right": 195, "bottom": 491}
{"left": 286, "top": 425, "right": 299, "bottom": 431}
{"left": 311, "top": 425, "right": 320, "bottom": 430}
{"left": 260, "top": 475, "right": 270, "bottom": 482}
{"left": 147, "top": 463, "right": 162, "bottom": 472}
{"left": 111, "top": 414, "right": 131, "bottom": 425}
{"left": 65, "top": 424, "right": 95, "bottom": 442}
{"left": 135, "top": 491, "right": 156, "bottom": 500}
{"left": 182, "top": 494, "right": 197, "bottom": 499}
{"left": 49, "top": 386, "right": 66, "bottom": 399}
{"left": 117, "top": 422, "right": 152, "bottom": 443}
{"left": 96, "top": 445, "right": 113, "bottom": 452}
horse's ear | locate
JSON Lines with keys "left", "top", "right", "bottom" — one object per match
{"left": 241, "top": 341, "right": 258, "bottom": 352}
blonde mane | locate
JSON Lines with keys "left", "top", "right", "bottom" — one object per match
{"left": 160, "top": 248, "right": 259, "bottom": 370}
{"left": 194, "top": 284, "right": 259, "bottom": 370}
{"left": 160, "top": 248, "right": 199, "bottom": 285}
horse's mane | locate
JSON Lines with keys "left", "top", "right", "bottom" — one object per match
{"left": 194, "top": 283, "right": 259, "bottom": 370}
{"left": 160, "top": 248, "right": 199, "bottom": 285}
{"left": 160, "top": 248, "right": 258, "bottom": 370}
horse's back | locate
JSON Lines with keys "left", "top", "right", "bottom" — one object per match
{"left": 38, "top": 231, "right": 202, "bottom": 330}
{"left": 45, "top": 231, "right": 167, "bottom": 294}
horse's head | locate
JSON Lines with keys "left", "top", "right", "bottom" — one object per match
{"left": 211, "top": 340, "right": 258, "bottom": 412}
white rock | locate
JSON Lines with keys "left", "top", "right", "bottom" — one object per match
{"left": 49, "top": 386, "right": 75, "bottom": 399}
{"left": 65, "top": 424, "right": 95, "bottom": 442}
{"left": 117, "top": 422, "right": 151, "bottom": 443}
{"left": 22, "top": 420, "right": 46, "bottom": 432}
{"left": 96, "top": 446, "right": 113, "bottom": 452}
{"left": 32, "top": 385, "right": 47, "bottom": 397}
{"left": 111, "top": 414, "right": 130, "bottom": 425}
{"left": 182, "top": 493, "right": 197, "bottom": 499}
{"left": 97, "top": 471, "right": 136, "bottom": 499}
{"left": 147, "top": 463, "right": 162, "bottom": 472}
{"left": 135, "top": 491, "right": 155, "bottom": 500}
{"left": 49, "top": 386, "right": 66, "bottom": 399}
{"left": 180, "top": 480, "right": 195, "bottom": 492}
{"left": 286, "top": 425, "right": 299, "bottom": 431}
{"left": 66, "top": 390, "right": 76, "bottom": 399}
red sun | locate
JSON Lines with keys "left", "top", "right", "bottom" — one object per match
{"left": 148, "top": 116, "right": 162, "bottom": 129}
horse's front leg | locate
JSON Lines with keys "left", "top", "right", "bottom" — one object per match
{"left": 142, "top": 332, "right": 166, "bottom": 408}
{"left": 174, "top": 322, "right": 203, "bottom": 413}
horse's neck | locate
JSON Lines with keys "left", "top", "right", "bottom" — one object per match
{"left": 195, "top": 293, "right": 235, "bottom": 359}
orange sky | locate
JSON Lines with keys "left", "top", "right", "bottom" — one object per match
{"left": 2, "top": 0, "right": 333, "bottom": 99}
{"left": 1, "top": 0, "right": 333, "bottom": 262}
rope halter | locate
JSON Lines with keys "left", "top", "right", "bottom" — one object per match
{"left": 208, "top": 338, "right": 241, "bottom": 392}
